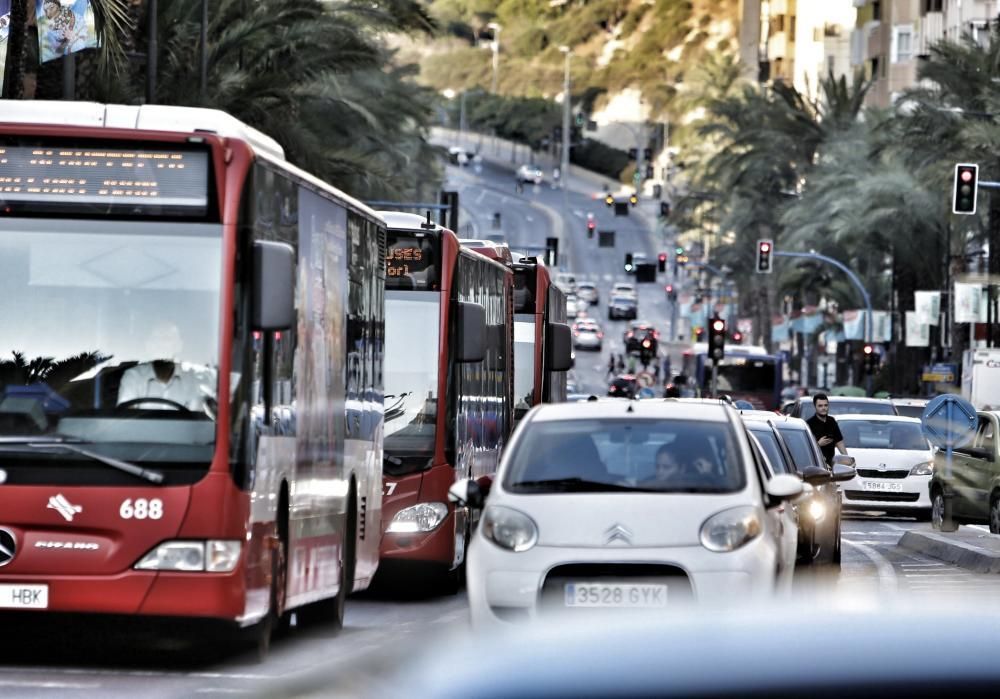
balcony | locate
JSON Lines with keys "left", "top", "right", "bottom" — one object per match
{"left": 917, "top": 12, "right": 943, "bottom": 57}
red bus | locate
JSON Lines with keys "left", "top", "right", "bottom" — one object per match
{"left": 379, "top": 212, "right": 513, "bottom": 588}
{"left": 0, "top": 103, "right": 385, "bottom": 654}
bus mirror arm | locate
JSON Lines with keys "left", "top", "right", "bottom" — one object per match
{"left": 456, "top": 301, "right": 487, "bottom": 363}
{"left": 546, "top": 322, "right": 573, "bottom": 372}
{"left": 252, "top": 241, "right": 296, "bottom": 331}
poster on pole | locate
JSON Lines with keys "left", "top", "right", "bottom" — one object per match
{"left": 842, "top": 310, "right": 865, "bottom": 340}
{"left": 36, "top": 0, "right": 98, "bottom": 64}
{"left": 771, "top": 315, "right": 789, "bottom": 343}
{"left": 954, "top": 282, "right": 982, "bottom": 323}
{"left": 873, "top": 311, "right": 892, "bottom": 342}
{"left": 0, "top": 1, "right": 11, "bottom": 94}
{"left": 906, "top": 311, "right": 930, "bottom": 347}
{"left": 914, "top": 291, "right": 941, "bottom": 326}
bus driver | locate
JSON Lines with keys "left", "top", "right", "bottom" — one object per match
{"left": 117, "top": 320, "right": 214, "bottom": 412}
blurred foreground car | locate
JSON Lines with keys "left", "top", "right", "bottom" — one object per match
{"left": 452, "top": 401, "right": 803, "bottom": 630}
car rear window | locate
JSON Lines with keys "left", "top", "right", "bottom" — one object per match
{"left": 840, "top": 420, "right": 929, "bottom": 451}
{"left": 503, "top": 419, "right": 746, "bottom": 494}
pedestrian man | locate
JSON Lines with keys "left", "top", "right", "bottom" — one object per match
{"left": 615, "top": 354, "right": 625, "bottom": 374}
{"left": 606, "top": 355, "right": 616, "bottom": 379}
{"left": 806, "top": 393, "right": 849, "bottom": 467}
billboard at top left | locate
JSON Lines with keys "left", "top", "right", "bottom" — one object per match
{"left": 36, "top": 0, "right": 99, "bottom": 64}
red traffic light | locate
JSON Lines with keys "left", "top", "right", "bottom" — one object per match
{"left": 712, "top": 320, "right": 725, "bottom": 332}
{"left": 665, "top": 284, "right": 673, "bottom": 293}
{"left": 658, "top": 253, "right": 667, "bottom": 262}
{"left": 759, "top": 242, "right": 770, "bottom": 253}
{"left": 732, "top": 331, "right": 743, "bottom": 342}
{"left": 961, "top": 170, "right": 973, "bottom": 182}
{"left": 863, "top": 344, "right": 874, "bottom": 355}
{"left": 587, "top": 220, "right": 596, "bottom": 229}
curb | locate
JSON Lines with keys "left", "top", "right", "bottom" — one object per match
{"left": 898, "top": 530, "right": 1000, "bottom": 574}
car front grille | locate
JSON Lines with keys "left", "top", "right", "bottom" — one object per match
{"left": 844, "top": 490, "right": 920, "bottom": 503}
{"left": 857, "top": 469, "right": 910, "bottom": 479}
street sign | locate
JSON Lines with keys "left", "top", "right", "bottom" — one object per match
{"left": 921, "top": 394, "right": 978, "bottom": 450}
{"left": 598, "top": 230, "right": 615, "bottom": 248}
{"left": 921, "top": 363, "right": 957, "bottom": 383}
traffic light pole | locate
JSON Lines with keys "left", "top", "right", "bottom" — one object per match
{"left": 773, "top": 250, "right": 874, "bottom": 395}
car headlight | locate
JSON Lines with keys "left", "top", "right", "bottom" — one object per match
{"left": 386, "top": 502, "right": 449, "bottom": 533}
{"left": 700, "top": 506, "right": 762, "bottom": 553}
{"left": 135, "top": 540, "right": 242, "bottom": 572}
{"left": 910, "top": 461, "right": 934, "bottom": 476}
{"left": 807, "top": 499, "right": 826, "bottom": 522}
{"left": 482, "top": 505, "right": 538, "bottom": 552}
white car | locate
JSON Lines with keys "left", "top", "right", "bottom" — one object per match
{"left": 837, "top": 415, "right": 934, "bottom": 516}
{"left": 554, "top": 272, "right": 577, "bottom": 295}
{"left": 516, "top": 164, "right": 544, "bottom": 185}
{"left": 611, "top": 282, "right": 637, "bottom": 299}
{"left": 573, "top": 320, "right": 604, "bottom": 350}
{"left": 565, "top": 293, "right": 588, "bottom": 317}
{"left": 576, "top": 281, "right": 599, "bottom": 306}
{"left": 455, "top": 400, "right": 803, "bottom": 629}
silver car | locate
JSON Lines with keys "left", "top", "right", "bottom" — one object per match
{"left": 573, "top": 320, "right": 604, "bottom": 350}
{"left": 576, "top": 281, "right": 599, "bottom": 305}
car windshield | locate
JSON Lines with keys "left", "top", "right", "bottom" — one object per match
{"left": 840, "top": 420, "right": 930, "bottom": 451}
{"left": 798, "top": 400, "right": 897, "bottom": 420}
{"left": 504, "top": 419, "right": 746, "bottom": 493}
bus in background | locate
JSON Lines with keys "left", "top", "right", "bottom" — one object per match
{"left": 379, "top": 212, "right": 514, "bottom": 590}
{"left": 460, "top": 242, "right": 573, "bottom": 420}
{"left": 681, "top": 343, "right": 783, "bottom": 410}
{"left": 510, "top": 255, "right": 572, "bottom": 420}
{"left": 0, "top": 103, "right": 384, "bottom": 654}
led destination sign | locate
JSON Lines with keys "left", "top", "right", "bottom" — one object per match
{"left": 0, "top": 145, "right": 210, "bottom": 215}
{"left": 385, "top": 232, "right": 440, "bottom": 290}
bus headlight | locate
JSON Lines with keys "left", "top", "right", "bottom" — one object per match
{"left": 135, "top": 540, "right": 241, "bottom": 572}
{"left": 482, "top": 505, "right": 538, "bottom": 552}
{"left": 386, "top": 502, "right": 449, "bottom": 533}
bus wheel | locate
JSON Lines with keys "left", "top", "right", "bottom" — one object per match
{"left": 297, "top": 496, "right": 355, "bottom": 629}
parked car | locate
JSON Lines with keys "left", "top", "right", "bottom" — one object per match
{"left": 453, "top": 400, "right": 804, "bottom": 629}
{"left": 930, "top": 409, "right": 1000, "bottom": 532}
{"left": 608, "top": 295, "right": 638, "bottom": 320}
{"left": 573, "top": 320, "right": 604, "bottom": 351}
{"left": 742, "top": 412, "right": 854, "bottom": 567}
{"left": 576, "top": 281, "right": 599, "bottom": 306}
{"left": 837, "top": 416, "right": 934, "bottom": 519}
{"left": 516, "top": 164, "right": 544, "bottom": 185}
{"left": 788, "top": 396, "right": 898, "bottom": 421}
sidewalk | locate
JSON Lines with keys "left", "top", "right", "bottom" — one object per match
{"left": 898, "top": 527, "right": 1000, "bottom": 574}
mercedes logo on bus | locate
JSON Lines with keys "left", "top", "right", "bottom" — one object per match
{"left": 0, "top": 528, "right": 16, "bottom": 567}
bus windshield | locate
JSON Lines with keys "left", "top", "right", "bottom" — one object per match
{"left": 0, "top": 218, "right": 223, "bottom": 480}
{"left": 384, "top": 291, "right": 440, "bottom": 463}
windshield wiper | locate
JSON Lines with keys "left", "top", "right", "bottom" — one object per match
{"left": 512, "top": 477, "right": 653, "bottom": 493}
{"left": 0, "top": 439, "right": 165, "bottom": 484}
{"left": 384, "top": 392, "right": 412, "bottom": 423}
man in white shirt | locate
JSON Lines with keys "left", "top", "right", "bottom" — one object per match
{"left": 116, "top": 321, "right": 214, "bottom": 412}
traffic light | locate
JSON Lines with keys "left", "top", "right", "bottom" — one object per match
{"left": 586, "top": 219, "right": 596, "bottom": 238}
{"left": 660, "top": 201, "right": 671, "bottom": 218}
{"left": 658, "top": 253, "right": 667, "bottom": 273}
{"left": 953, "top": 163, "right": 979, "bottom": 215}
{"left": 708, "top": 317, "right": 726, "bottom": 362}
{"left": 574, "top": 112, "right": 585, "bottom": 128}
{"left": 675, "top": 246, "right": 684, "bottom": 256}
{"left": 665, "top": 284, "right": 676, "bottom": 301}
{"left": 605, "top": 194, "right": 614, "bottom": 208}
{"left": 624, "top": 252, "right": 634, "bottom": 273}
{"left": 629, "top": 194, "right": 638, "bottom": 207}
{"left": 863, "top": 344, "right": 878, "bottom": 374}
{"left": 756, "top": 239, "right": 773, "bottom": 274}
{"left": 731, "top": 331, "right": 743, "bottom": 344}
{"left": 645, "top": 164, "right": 654, "bottom": 179}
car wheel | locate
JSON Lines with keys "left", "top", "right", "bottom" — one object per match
{"left": 990, "top": 494, "right": 1000, "bottom": 534}
{"left": 931, "top": 489, "right": 958, "bottom": 532}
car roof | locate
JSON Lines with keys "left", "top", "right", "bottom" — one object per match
{"left": 834, "top": 415, "right": 922, "bottom": 424}
{"left": 811, "top": 396, "right": 894, "bottom": 403}
{"left": 891, "top": 398, "right": 929, "bottom": 405}
{"left": 528, "top": 400, "right": 735, "bottom": 423}
{"left": 741, "top": 411, "right": 810, "bottom": 428}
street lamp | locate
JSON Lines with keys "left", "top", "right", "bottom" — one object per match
{"left": 487, "top": 22, "right": 502, "bottom": 93}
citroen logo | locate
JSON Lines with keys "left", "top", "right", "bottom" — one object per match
{"left": 0, "top": 528, "right": 16, "bottom": 567}
{"left": 605, "top": 523, "right": 633, "bottom": 545}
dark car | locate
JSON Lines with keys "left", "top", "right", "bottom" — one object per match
{"left": 789, "top": 396, "right": 898, "bottom": 421}
{"left": 608, "top": 295, "right": 638, "bottom": 320}
{"left": 743, "top": 412, "right": 855, "bottom": 567}
{"left": 624, "top": 326, "right": 658, "bottom": 356}
{"left": 607, "top": 374, "right": 638, "bottom": 399}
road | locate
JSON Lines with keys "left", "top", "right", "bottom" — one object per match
{"left": 4, "top": 158, "right": 1000, "bottom": 698}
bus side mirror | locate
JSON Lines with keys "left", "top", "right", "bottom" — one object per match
{"left": 456, "top": 301, "right": 486, "bottom": 363}
{"left": 547, "top": 322, "right": 573, "bottom": 371}
{"left": 252, "top": 241, "right": 296, "bottom": 331}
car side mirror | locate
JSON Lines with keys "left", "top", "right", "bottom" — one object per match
{"left": 800, "top": 465, "right": 832, "bottom": 485}
{"left": 546, "top": 322, "right": 573, "bottom": 372}
{"left": 448, "top": 479, "right": 487, "bottom": 509}
{"left": 455, "top": 301, "right": 486, "bottom": 363}
{"left": 253, "top": 241, "right": 295, "bottom": 330}
{"left": 831, "top": 463, "right": 857, "bottom": 482}
{"left": 833, "top": 454, "right": 856, "bottom": 467}
{"left": 765, "top": 473, "right": 804, "bottom": 501}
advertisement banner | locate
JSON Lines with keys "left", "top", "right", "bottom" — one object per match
{"left": 905, "top": 311, "right": 929, "bottom": 347}
{"left": 873, "top": 311, "right": 892, "bottom": 343}
{"left": 954, "top": 282, "right": 982, "bottom": 323}
{"left": 771, "top": 315, "right": 789, "bottom": 344}
{"left": 791, "top": 311, "right": 823, "bottom": 335}
{"left": 914, "top": 291, "right": 941, "bottom": 326}
{"left": 36, "top": 0, "right": 98, "bottom": 64}
{"left": 842, "top": 310, "right": 865, "bottom": 341}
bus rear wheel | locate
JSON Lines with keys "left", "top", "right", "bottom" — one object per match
{"left": 297, "top": 498, "right": 355, "bottom": 629}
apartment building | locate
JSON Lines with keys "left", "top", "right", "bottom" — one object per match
{"left": 851, "top": 0, "right": 999, "bottom": 108}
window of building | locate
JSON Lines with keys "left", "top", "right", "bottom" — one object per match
{"left": 923, "top": 0, "right": 943, "bottom": 12}
{"left": 892, "top": 25, "right": 914, "bottom": 62}
{"left": 873, "top": 1, "right": 881, "bottom": 21}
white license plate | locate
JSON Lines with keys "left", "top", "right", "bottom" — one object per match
{"left": 863, "top": 481, "right": 904, "bottom": 493}
{"left": 0, "top": 584, "right": 48, "bottom": 609}
{"left": 564, "top": 583, "right": 667, "bottom": 608}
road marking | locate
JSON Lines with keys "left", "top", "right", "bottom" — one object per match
{"left": 475, "top": 190, "right": 486, "bottom": 204}
{"left": 969, "top": 525, "right": 991, "bottom": 533}
{"left": 0, "top": 680, "right": 102, "bottom": 689}
{"left": 843, "top": 538, "right": 898, "bottom": 594}
{"left": 900, "top": 562, "right": 945, "bottom": 568}
{"left": 195, "top": 690, "right": 251, "bottom": 695}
